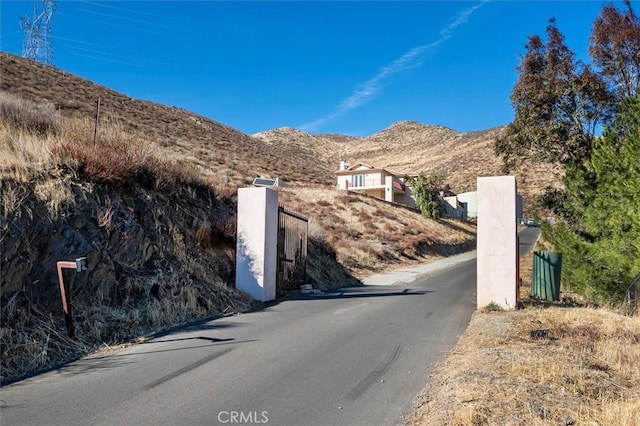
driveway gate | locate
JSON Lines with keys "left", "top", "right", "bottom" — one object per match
{"left": 277, "top": 206, "right": 308, "bottom": 294}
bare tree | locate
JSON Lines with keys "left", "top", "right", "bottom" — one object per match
{"left": 590, "top": 0, "right": 640, "bottom": 101}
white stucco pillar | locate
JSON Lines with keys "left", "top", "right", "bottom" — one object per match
{"left": 235, "top": 187, "right": 278, "bottom": 302}
{"left": 384, "top": 176, "right": 394, "bottom": 202}
{"left": 477, "top": 176, "right": 517, "bottom": 310}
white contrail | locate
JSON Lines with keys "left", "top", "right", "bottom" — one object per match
{"left": 300, "top": 1, "right": 489, "bottom": 132}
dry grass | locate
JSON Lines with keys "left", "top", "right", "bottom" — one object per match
{"left": 278, "top": 185, "right": 476, "bottom": 279}
{"left": 408, "top": 232, "right": 639, "bottom": 425}
{"left": 1, "top": 53, "right": 333, "bottom": 187}
{"left": 255, "top": 122, "right": 565, "bottom": 216}
{"left": 0, "top": 263, "right": 253, "bottom": 382}
{"left": 0, "top": 91, "right": 223, "bottom": 194}
{"left": 406, "top": 307, "right": 640, "bottom": 426}
{"left": 1, "top": 181, "right": 29, "bottom": 219}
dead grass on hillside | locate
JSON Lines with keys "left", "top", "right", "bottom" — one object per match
{"left": 406, "top": 307, "right": 640, "bottom": 426}
{"left": 0, "top": 92, "right": 229, "bottom": 193}
{"left": 0, "top": 93, "right": 256, "bottom": 383}
{"left": 1, "top": 54, "right": 334, "bottom": 187}
{"left": 278, "top": 186, "right": 476, "bottom": 279}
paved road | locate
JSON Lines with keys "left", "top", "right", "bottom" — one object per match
{"left": 519, "top": 226, "right": 541, "bottom": 255}
{"left": 1, "top": 260, "right": 477, "bottom": 426}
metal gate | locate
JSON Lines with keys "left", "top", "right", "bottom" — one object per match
{"left": 277, "top": 206, "right": 308, "bottom": 294}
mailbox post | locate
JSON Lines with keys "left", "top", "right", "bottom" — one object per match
{"left": 56, "top": 257, "right": 87, "bottom": 338}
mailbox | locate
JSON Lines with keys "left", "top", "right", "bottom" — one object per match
{"left": 76, "top": 257, "right": 87, "bottom": 272}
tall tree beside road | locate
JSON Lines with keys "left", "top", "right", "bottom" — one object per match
{"left": 544, "top": 95, "right": 640, "bottom": 301}
{"left": 590, "top": 0, "right": 640, "bottom": 101}
{"left": 495, "top": 18, "right": 613, "bottom": 172}
{"left": 497, "top": 2, "right": 640, "bottom": 302}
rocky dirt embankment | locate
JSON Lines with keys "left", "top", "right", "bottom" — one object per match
{"left": 1, "top": 170, "right": 251, "bottom": 382}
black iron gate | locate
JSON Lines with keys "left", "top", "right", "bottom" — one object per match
{"left": 276, "top": 206, "right": 308, "bottom": 294}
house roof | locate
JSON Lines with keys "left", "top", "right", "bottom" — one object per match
{"left": 345, "top": 162, "right": 374, "bottom": 171}
{"left": 334, "top": 163, "right": 410, "bottom": 178}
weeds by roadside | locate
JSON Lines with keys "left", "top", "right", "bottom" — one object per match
{"left": 407, "top": 306, "right": 640, "bottom": 426}
{"left": 408, "top": 232, "right": 639, "bottom": 426}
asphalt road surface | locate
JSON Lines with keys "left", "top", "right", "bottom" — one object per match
{"left": 519, "top": 226, "right": 541, "bottom": 255}
{"left": 1, "top": 230, "right": 536, "bottom": 426}
{"left": 1, "top": 262, "right": 476, "bottom": 426}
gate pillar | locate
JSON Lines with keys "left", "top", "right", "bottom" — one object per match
{"left": 477, "top": 176, "right": 517, "bottom": 310}
{"left": 235, "top": 187, "right": 278, "bottom": 302}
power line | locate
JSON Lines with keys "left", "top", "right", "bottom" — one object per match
{"left": 51, "top": 35, "right": 113, "bottom": 49}
{"left": 73, "top": 7, "right": 185, "bottom": 32}
{"left": 86, "top": 19, "right": 189, "bottom": 39}
{"left": 77, "top": 0, "right": 222, "bottom": 29}
{"left": 68, "top": 51, "right": 147, "bottom": 68}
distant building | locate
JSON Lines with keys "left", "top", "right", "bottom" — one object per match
{"left": 442, "top": 195, "right": 468, "bottom": 220}
{"left": 457, "top": 191, "right": 478, "bottom": 218}
{"left": 335, "top": 162, "right": 416, "bottom": 208}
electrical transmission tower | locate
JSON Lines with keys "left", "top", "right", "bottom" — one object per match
{"left": 20, "top": 0, "right": 57, "bottom": 66}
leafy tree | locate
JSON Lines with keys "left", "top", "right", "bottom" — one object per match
{"left": 409, "top": 173, "right": 445, "bottom": 219}
{"left": 544, "top": 95, "right": 640, "bottom": 301}
{"left": 497, "top": 2, "right": 640, "bottom": 302}
{"left": 495, "top": 19, "right": 613, "bottom": 172}
{"left": 590, "top": 0, "right": 640, "bottom": 101}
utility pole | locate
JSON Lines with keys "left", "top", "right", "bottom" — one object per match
{"left": 20, "top": 0, "right": 56, "bottom": 66}
{"left": 93, "top": 97, "right": 101, "bottom": 147}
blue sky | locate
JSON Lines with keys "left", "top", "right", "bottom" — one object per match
{"left": 0, "top": 1, "right": 622, "bottom": 136}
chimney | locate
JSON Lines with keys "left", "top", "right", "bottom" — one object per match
{"left": 339, "top": 160, "right": 349, "bottom": 171}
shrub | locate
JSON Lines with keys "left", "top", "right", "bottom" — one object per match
{"left": 0, "top": 92, "right": 59, "bottom": 135}
{"left": 482, "top": 301, "right": 504, "bottom": 313}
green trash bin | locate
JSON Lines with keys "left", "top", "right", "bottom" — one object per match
{"left": 531, "top": 251, "right": 562, "bottom": 301}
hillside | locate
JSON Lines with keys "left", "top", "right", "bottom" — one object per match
{"left": 0, "top": 52, "right": 334, "bottom": 186}
{"left": 0, "top": 61, "right": 476, "bottom": 383}
{"left": 2, "top": 52, "right": 562, "bottom": 214}
{"left": 255, "top": 121, "right": 564, "bottom": 215}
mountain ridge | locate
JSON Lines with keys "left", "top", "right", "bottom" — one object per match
{"left": 1, "top": 52, "right": 562, "bottom": 212}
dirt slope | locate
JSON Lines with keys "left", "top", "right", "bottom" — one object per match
{"left": 256, "top": 121, "right": 564, "bottom": 215}
{"left": 0, "top": 54, "right": 477, "bottom": 384}
{"left": 0, "top": 52, "right": 333, "bottom": 186}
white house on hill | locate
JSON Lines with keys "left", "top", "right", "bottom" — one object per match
{"left": 335, "top": 162, "right": 417, "bottom": 208}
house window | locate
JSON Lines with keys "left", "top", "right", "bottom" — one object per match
{"left": 352, "top": 175, "right": 364, "bottom": 187}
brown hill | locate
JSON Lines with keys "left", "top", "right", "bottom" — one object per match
{"left": 356, "top": 122, "right": 564, "bottom": 214}
{"left": 252, "top": 126, "right": 347, "bottom": 166}
{"left": 1, "top": 52, "right": 561, "bottom": 213}
{"left": 257, "top": 121, "right": 564, "bottom": 215}
{"left": 0, "top": 52, "right": 333, "bottom": 186}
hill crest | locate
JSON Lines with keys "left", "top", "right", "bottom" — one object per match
{"left": 1, "top": 52, "right": 562, "bottom": 212}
